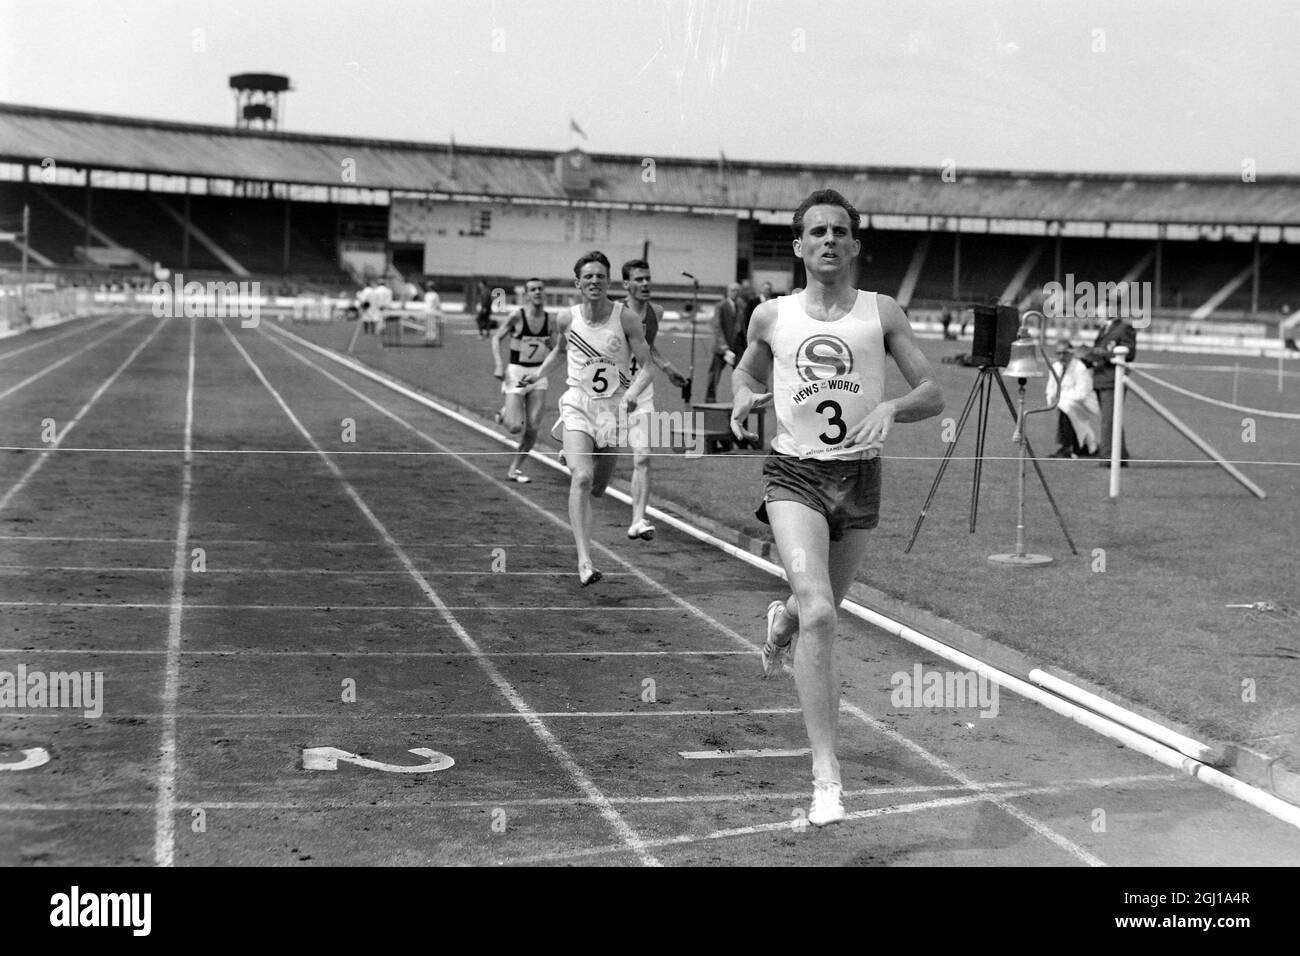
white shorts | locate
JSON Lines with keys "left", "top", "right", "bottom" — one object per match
{"left": 502, "top": 363, "right": 548, "bottom": 396}
{"left": 553, "top": 387, "right": 624, "bottom": 448}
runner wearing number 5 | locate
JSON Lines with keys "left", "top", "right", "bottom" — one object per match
{"left": 729, "top": 189, "right": 944, "bottom": 826}
{"left": 517, "top": 250, "right": 655, "bottom": 586}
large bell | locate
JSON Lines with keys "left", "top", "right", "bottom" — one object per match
{"left": 1003, "top": 332, "right": 1044, "bottom": 379}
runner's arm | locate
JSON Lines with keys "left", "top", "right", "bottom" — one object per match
{"left": 729, "top": 301, "right": 777, "bottom": 442}
{"left": 490, "top": 312, "right": 520, "bottom": 378}
{"left": 842, "top": 295, "right": 944, "bottom": 449}
{"left": 518, "top": 314, "right": 567, "bottom": 386}
{"left": 621, "top": 308, "right": 655, "bottom": 409}
{"left": 646, "top": 305, "right": 688, "bottom": 386}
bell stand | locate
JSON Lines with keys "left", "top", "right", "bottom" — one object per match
{"left": 905, "top": 312, "right": 1078, "bottom": 558}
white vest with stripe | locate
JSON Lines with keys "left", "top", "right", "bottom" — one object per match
{"left": 770, "top": 291, "right": 886, "bottom": 459}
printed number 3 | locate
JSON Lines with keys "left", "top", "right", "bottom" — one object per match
{"left": 817, "top": 399, "right": 845, "bottom": 444}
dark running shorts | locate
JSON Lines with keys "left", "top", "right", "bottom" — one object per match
{"left": 755, "top": 451, "right": 882, "bottom": 541}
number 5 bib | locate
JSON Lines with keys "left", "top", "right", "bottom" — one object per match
{"left": 578, "top": 356, "right": 621, "bottom": 399}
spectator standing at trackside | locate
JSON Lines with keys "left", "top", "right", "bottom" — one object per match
{"left": 372, "top": 277, "right": 393, "bottom": 339}
{"left": 358, "top": 278, "right": 378, "bottom": 333}
{"left": 423, "top": 280, "right": 443, "bottom": 342}
{"left": 734, "top": 279, "right": 761, "bottom": 355}
{"left": 706, "top": 282, "right": 742, "bottom": 402}
{"left": 1087, "top": 312, "right": 1137, "bottom": 466}
{"left": 1046, "top": 339, "right": 1100, "bottom": 458}
{"left": 475, "top": 279, "right": 495, "bottom": 337}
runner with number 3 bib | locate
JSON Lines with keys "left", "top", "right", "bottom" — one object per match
{"left": 518, "top": 251, "right": 655, "bottom": 586}
{"left": 730, "top": 190, "right": 944, "bottom": 827}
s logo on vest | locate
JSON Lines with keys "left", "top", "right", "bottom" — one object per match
{"left": 796, "top": 334, "right": 853, "bottom": 383}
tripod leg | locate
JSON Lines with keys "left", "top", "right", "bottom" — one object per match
{"left": 904, "top": 373, "right": 984, "bottom": 553}
{"left": 993, "top": 374, "right": 1079, "bottom": 555}
{"left": 969, "top": 371, "right": 994, "bottom": 534}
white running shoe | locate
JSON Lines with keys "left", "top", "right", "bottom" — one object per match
{"left": 808, "top": 780, "right": 846, "bottom": 827}
{"left": 506, "top": 468, "right": 531, "bottom": 483}
{"left": 761, "top": 600, "right": 794, "bottom": 678}
{"left": 627, "top": 519, "right": 656, "bottom": 540}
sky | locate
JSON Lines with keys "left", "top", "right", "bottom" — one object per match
{"left": 2, "top": 0, "right": 1297, "bottom": 176}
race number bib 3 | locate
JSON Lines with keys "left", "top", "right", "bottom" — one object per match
{"left": 788, "top": 378, "right": 872, "bottom": 457}
{"left": 578, "top": 357, "right": 621, "bottom": 399}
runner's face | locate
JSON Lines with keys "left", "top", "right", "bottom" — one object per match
{"left": 624, "top": 268, "right": 651, "bottom": 302}
{"left": 794, "top": 205, "right": 859, "bottom": 277}
{"left": 526, "top": 282, "right": 545, "bottom": 305}
{"left": 575, "top": 262, "right": 608, "bottom": 302}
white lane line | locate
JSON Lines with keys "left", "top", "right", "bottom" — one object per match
{"left": 0, "top": 316, "right": 167, "bottom": 516}
{"left": 0, "top": 315, "right": 147, "bottom": 402}
{"left": 0, "top": 565, "right": 631, "bottom": 576}
{"left": 266, "top": 324, "right": 1108, "bottom": 866}
{"left": 4, "top": 707, "right": 804, "bottom": 721}
{"left": 0, "top": 534, "right": 179, "bottom": 543}
{"left": 0, "top": 776, "right": 1175, "bottom": 813}
{"left": 221, "top": 321, "right": 662, "bottom": 868}
{"left": 502, "top": 775, "right": 1175, "bottom": 865}
{"left": 680, "top": 748, "right": 812, "bottom": 759}
{"left": 0, "top": 647, "right": 749, "bottom": 658}
{"left": 0, "top": 601, "right": 682, "bottom": 611}
{"left": 0, "top": 314, "right": 122, "bottom": 362}
{"left": 154, "top": 316, "right": 196, "bottom": 868}
{"left": 0, "top": 535, "right": 559, "bottom": 547}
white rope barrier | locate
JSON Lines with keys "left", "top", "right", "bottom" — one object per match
{"left": 1130, "top": 368, "right": 1300, "bottom": 420}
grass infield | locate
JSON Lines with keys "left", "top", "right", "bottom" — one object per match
{"left": 287, "top": 312, "right": 1300, "bottom": 772}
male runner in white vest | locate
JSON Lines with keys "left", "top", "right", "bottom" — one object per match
{"left": 620, "top": 258, "right": 689, "bottom": 541}
{"left": 730, "top": 189, "right": 944, "bottom": 826}
{"left": 519, "top": 251, "right": 655, "bottom": 586}
{"left": 491, "top": 277, "right": 556, "bottom": 482}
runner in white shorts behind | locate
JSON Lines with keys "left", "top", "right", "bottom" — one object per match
{"left": 730, "top": 189, "right": 944, "bottom": 827}
{"left": 620, "top": 258, "right": 689, "bottom": 541}
{"left": 490, "top": 278, "right": 555, "bottom": 482}
{"left": 518, "top": 250, "right": 654, "bottom": 586}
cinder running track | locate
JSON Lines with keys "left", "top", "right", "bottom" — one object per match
{"left": 1, "top": 314, "right": 1297, "bottom": 866}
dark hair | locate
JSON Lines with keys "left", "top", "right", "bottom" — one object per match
{"left": 621, "top": 258, "right": 650, "bottom": 280}
{"left": 573, "top": 250, "right": 611, "bottom": 278}
{"left": 525, "top": 276, "right": 544, "bottom": 288}
{"left": 791, "top": 189, "right": 861, "bottom": 240}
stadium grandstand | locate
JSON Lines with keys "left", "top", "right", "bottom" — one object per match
{"left": 3, "top": 101, "right": 1300, "bottom": 329}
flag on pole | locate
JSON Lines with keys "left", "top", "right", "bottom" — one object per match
{"left": 570, "top": 117, "right": 588, "bottom": 139}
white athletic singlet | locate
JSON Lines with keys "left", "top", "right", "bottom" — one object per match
{"left": 770, "top": 291, "right": 886, "bottom": 460}
{"left": 565, "top": 302, "right": 632, "bottom": 399}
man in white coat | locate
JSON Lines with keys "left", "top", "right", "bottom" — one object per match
{"left": 1046, "top": 339, "right": 1100, "bottom": 457}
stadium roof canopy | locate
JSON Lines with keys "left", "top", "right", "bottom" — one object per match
{"left": 3, "top": 103, "right": 1300, "bottom": 229}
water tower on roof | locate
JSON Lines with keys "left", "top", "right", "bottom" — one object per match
{"left": 230, "top": 73, "right": 292, "bottom": 130}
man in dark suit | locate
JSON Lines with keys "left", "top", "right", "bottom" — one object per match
{"left": 1087, "top": 314, "right": 1138, "bottom": 465}
{"left": 706, "top": 282, "right": 742, "bottom": 402}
